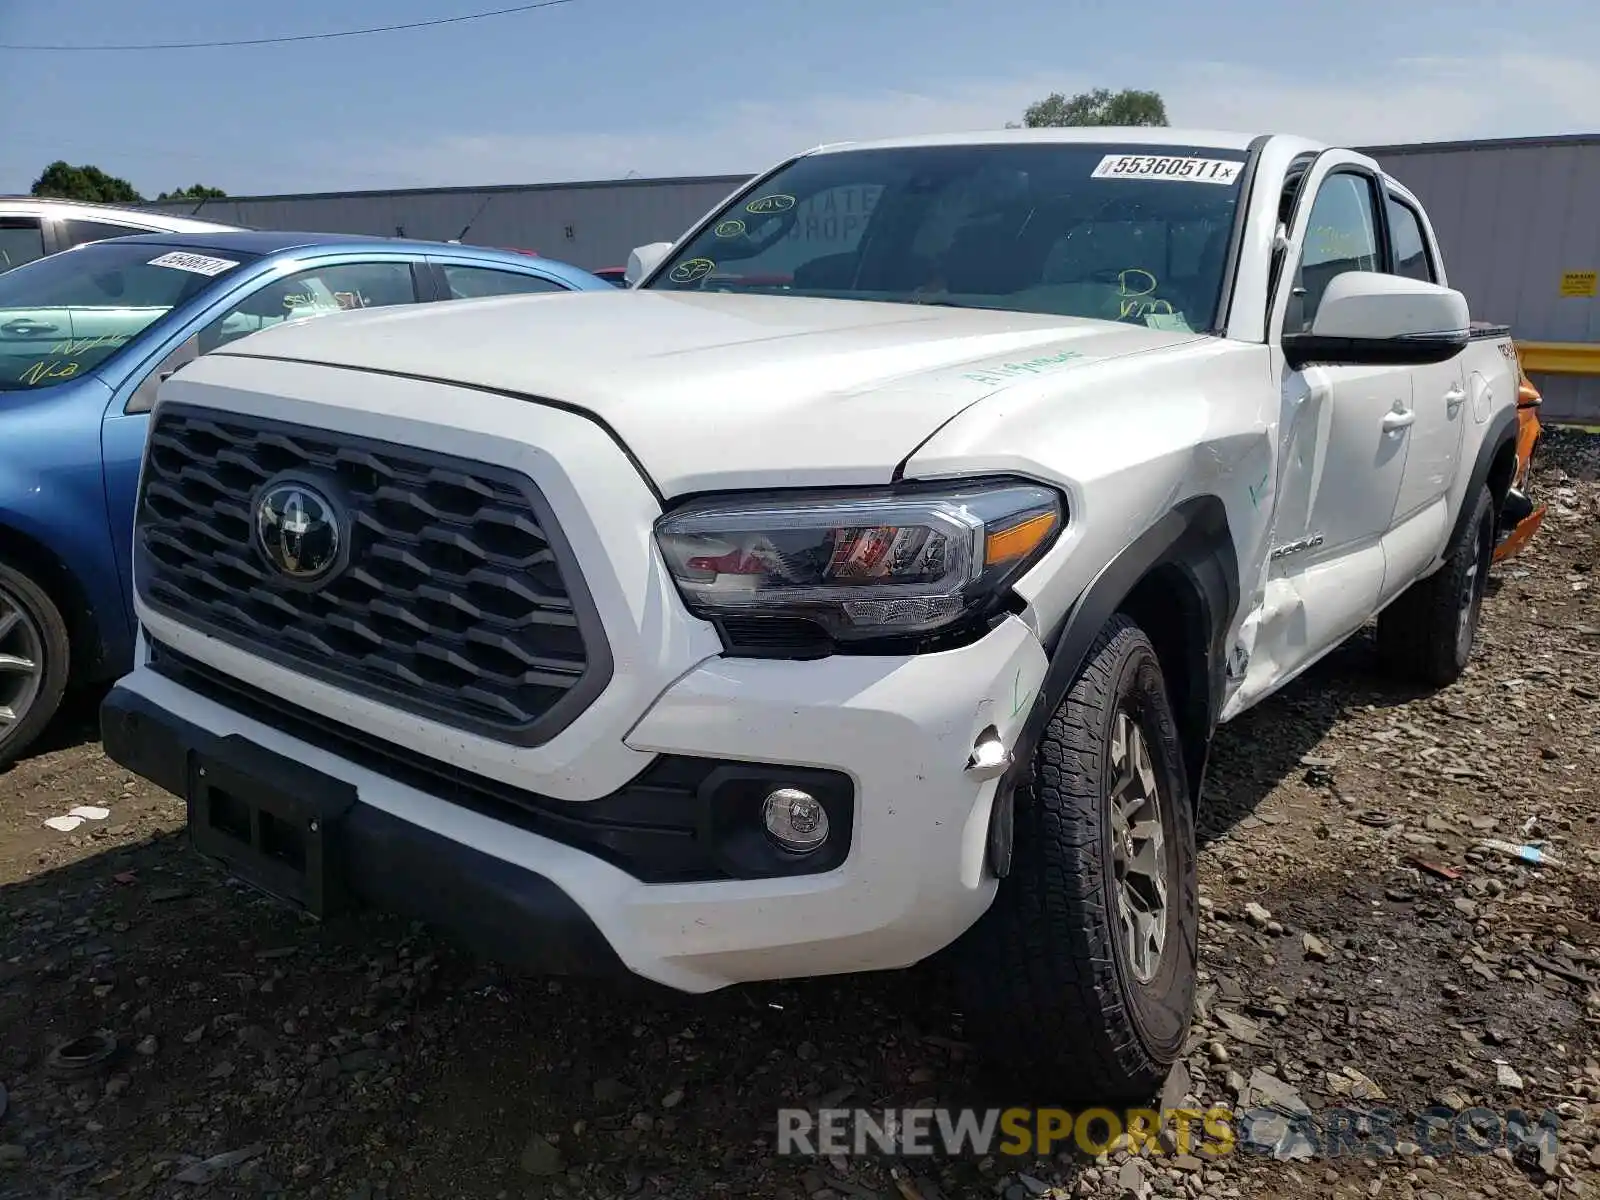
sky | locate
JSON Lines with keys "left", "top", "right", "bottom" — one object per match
{"left": 2, "top": 0, "right": 1597, "bottom": 198}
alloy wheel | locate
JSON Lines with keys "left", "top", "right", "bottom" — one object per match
{"left": 0, "top": 584, "right": 46, "bottom": 750}
{"left": 1456, "top": 510, "right": 1493, "bottom": 661}
{"left": 1109, "top": 708, "right": 1169, "bottom": 984}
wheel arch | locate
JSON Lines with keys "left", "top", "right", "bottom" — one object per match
{"left": 1453, "top": 404, "right": 1520, "bottom": 550}
{"left": 0, "top": 522, "right": 105, "bottom": 683}
{"left": 989, "top": 495, "right": 1239, "bottom": 876}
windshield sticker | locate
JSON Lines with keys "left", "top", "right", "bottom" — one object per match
{"left": 1118, "top": 268, "right": 1158, "bottom": 297}
{"left": 669, "top": 257, "right": 715, "bottom": 283}
{"left": 1144, "top": 311, "right": 1193, "bottom": 333}
{"left": 962, "top": 349, "right": 1087, "bottom": 387}
{"left": 745, "top": 193, "right": 796, "bottom": 215}
{"left": 1123, "top": 298, "right": 1175, "bottom": 319}
{"left": 1110, "top": 268, "right": 1175, "bottom": 320}
{"left": 47, "top": 333, "right": 131, "bottom": 356}
{"left": 147, "top": 251, "right": 240, "bottom": 277}
{"left": 714, "top": 218, "right": 746, "bottom": 238}
{"left": 1091, "top": 155, "right": 1243, "bottom": 185}
{"left": 19, "top": 359, "right": 80, "bottom": 386}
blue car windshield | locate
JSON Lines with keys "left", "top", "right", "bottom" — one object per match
{"left": 645, "top": 142, "right": 1249, "bottom": 331}
{"left": 0, "top": 241, "right": 257, "bottom": 392}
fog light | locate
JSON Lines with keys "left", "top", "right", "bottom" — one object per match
{"left": 762, "top": 787, "right": 829, "bottom": 853}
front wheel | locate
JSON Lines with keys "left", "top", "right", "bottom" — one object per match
{"left": 0, "top": 563, "right": 71, "bottom": 770}
{"left": 952, "top": 614, "right": 1197, "bottom": 1102}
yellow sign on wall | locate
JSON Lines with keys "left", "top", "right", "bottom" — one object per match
{"left": 1560, "top": 270, "right": 1598, "bottom": 298}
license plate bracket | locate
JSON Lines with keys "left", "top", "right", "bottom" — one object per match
{"left": 188, "top": 734, "right": 358, "bottom": 919}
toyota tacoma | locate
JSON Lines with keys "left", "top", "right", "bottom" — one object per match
{"left": 102, "top": 129, "right": 1523, "bottom": 1099}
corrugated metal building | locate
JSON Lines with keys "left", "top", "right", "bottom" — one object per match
{"left": 145, "top": 174, "right": 750, "bottom": 272}
{"left": 146, "top": 133, "right": 1600, "bottom": 420}
{"left": 1363, "top": 134, "right": 1600, "bottom": 422}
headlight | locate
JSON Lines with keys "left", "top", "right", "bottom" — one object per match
{"left": 654, "top": 479, "right": 1063, "bottom": 646}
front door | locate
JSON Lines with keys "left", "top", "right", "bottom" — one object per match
{"left": 1383, "top": 191, "right": 1466, "bottom": 527}
{"left": 1273, "top": 164, "right": 1412, "bottom": 576}
{"left": 1241, "top": 156, "right": 1411, "bottom": 699}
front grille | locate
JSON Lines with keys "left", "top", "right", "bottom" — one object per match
{"left": 136, "top": 403, "right": 612, "bottom": 745}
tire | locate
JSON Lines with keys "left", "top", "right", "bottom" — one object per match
{"left": 1376, "top": 484, "right": 1494, "bottom": 687}
{"left": 0, "top": 562, "right": 71, "bottom": 770}
{"left": 953, "top": 614, "right": 1198, "bottom": 1103}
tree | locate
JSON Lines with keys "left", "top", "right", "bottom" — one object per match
{"left": 157, "top": 184, "right": 228, "bottom": 202}
{"left": 30, "top": 161, "right": 144, "bottom": 204}
{"left": 1014, "top": 88, "right": 1169, "bottom": 128}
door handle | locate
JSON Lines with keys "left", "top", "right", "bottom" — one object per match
{"left": 1445, "top": 385, "right": 1466, "bottom": 411}
{"left": 1, "top": 319, "right": 58, "bottom": 335}
{"left": 1382, "top": 408, "right": 1416, "bottom": 433}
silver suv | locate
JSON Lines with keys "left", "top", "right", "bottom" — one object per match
{"left": 0, "top": 197, "right": 241, "bottom": 273}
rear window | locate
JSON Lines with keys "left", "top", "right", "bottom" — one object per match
{"left": 61, "top": 217, "right": 158, "bottom": 248}
{"left": 0, "top": 218, "right": 46, "bottom": 274}
{"left": 0, "top": 241, "right": 256, "bottom": 391}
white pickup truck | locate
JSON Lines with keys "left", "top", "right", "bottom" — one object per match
{"left": 103, "top": 128, "right": 1522, "bottom": 1100}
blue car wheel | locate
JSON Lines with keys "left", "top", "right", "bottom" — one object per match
{"left": 0, "top": 563, "right": 70, "bottom": 768}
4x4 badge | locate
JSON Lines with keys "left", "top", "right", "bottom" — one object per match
{"left": 1270, "top": 533, "right": 1325, "bottom": 561}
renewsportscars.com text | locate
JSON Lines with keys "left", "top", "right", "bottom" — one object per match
{"left": 776, "top": 1106, "right": 1561, "bottom": 1161}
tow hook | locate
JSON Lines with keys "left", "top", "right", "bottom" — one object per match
{"left": 967, "top": 725, "right": 1016, "bottom": 879}
{"left": 1501, "top": 487, "right": 1534, "bottom": 531}
{"left": 965, "top": 725, "right": 1012, "bottom": 782}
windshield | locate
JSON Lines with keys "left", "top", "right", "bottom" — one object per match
{"left": 0, "top": 241, "right": 256, "bottom": 392}
{"left": 646, "top": 143, "right": 1249, "bottom": 331}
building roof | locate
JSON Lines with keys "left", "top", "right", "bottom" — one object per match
{"left": 1358, "top": 131, "right": 1600, "bottom": 155}
{"left": 141, "top": 172, "right": 753, "bottom": 208}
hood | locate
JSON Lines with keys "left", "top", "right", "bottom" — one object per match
{"left": 216, "top": 290, "right": 1207, "bottom": 496}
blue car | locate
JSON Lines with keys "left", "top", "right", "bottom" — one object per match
{"left": 0, "top": 231, "right": 610, "bottom": 765}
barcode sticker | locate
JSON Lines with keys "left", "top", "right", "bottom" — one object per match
{"left": 148, "top": 251, "right": 240, "bottom": 276}
{"left": 1091, "top": 155, "right": 1243, "bottom": 185}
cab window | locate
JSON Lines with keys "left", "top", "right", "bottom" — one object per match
{"left": 62, "top": 218, "right": 155, "bottom": 248}
{"left": 441, "top": 265, "right": 566, "bottom": 299}
{"left": 1288, "top": 171, "right": 1381, "bottom": 333}
{"left": 1385, "top": 195, "right": 1435, "bottom": 283}
{"left": 198, "top": 261, "right": 418, "bottom": 351}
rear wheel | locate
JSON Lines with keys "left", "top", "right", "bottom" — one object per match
{"left": 953, "top": 614, "right": 1197, "bottom": 1102}
{"left": 0, "top": 564, "right": 71, "bottom": 770}
{"left": 1376, "top": 484, "right": 1494, "bottom": 686}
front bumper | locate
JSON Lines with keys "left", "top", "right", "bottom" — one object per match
{"left": 105, "top": 614, "right": 1049, "bottom": 993}
{"left": 102, "top": 683, "right": 628, "bottom": 977}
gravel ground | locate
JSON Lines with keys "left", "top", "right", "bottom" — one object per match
{"left": 2, "top": 434, "right": 1597, "bottom": 1200}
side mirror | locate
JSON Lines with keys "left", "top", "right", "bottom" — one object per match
{"left": 1283, "top": 271, "right": 1470, "bottom": 370}
{"left": 624, "top": 242, "right": 673, "bottom": 287}
{"left": 125, "top": 334, "right": 201, "bottom": 415}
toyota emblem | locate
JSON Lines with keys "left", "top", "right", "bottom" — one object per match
{"left": 255, "top": 481, "right": 342, "bottom": 582}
